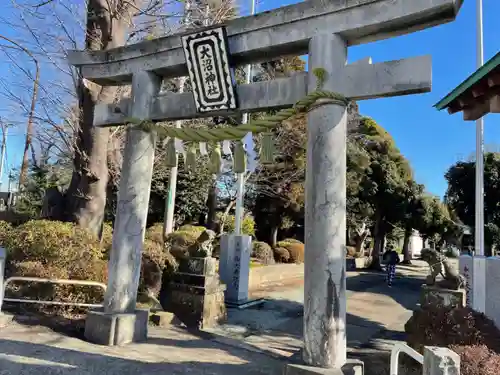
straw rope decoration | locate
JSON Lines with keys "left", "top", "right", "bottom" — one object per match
{"left": 125, "top": 68, "right": 350, "bottom": 171}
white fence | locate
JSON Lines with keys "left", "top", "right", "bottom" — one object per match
{"left": 0, "top": 276, "right": 107, "bottom": 311}
{"left": 0, "top": 247, "right": 106, "bottom": 311}
{"left": 390, "top": 343, "right": 424, "bottom": 375}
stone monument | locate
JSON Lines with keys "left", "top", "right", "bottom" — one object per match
{"left": 459, "top": 254, "right": 473, "bottom": 307}
{"left": 68, "top": 0, "right": 463, "bottom": 371}
{"left": 162, "top": 230, "right": 227, "bottom": 329}
{"left": 420, "top": 248, "right": 466, "bottom": 309}
{"left": 219, "top": 234, "right": 262, "bottom": 308}
{"left": 420, "top": 248, "right": 465, "bottom": 290}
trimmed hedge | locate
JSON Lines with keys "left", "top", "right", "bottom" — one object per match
{"left": 0, "top": 220, "right": 12, "bottom": 244}
{"left": 275, "top": 239, "right": 305, "bottom": 264}
{"left": 452, "top": 345, "right": 500, "bottom": 375}
{"left": 2, "top": 220, "right": 108, "bottom": 315}
{"left": 145, "top": 223, "right": 165, "bottom": 244}
{"left": 281, "top": 238, "right": 302, "bottom": 244}
{"left": 405, "top": 305, "right": 500, "bottom": 375}
{"left": 2, "top": 220, "right": 177, "bottom": 317}
{"left": 252, "top": 241, "right": 275, "bottom": 265}
{"left": 285, "top": 242, "right": 305, "bottom": 264}
{"left": 145, "top": 223, "right": 208, "bottom": 258}
{"left": 273, "top": 247, "right": 290, "bottom": 263}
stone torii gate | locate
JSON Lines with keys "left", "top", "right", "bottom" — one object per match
{"left": 68, "top": 0, "right": 462, "bottom": 372}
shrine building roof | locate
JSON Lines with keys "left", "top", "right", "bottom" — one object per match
{"left": 434, "top": 51, "right": 500, "bottom": 120}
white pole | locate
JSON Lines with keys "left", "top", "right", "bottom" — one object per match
{"left": 7, "top": 171, "right": 12, "bottom": 193}
{"left": 163, "top": 1, "right": 194, "bottom": 236}
{"left": 234, "top": 0, "right": 256, "bottom": 235}
{"left": 470, "top": 0, "right": 487, "bottom": 316}
{"left": 475, "top": 0, "right": 484, "bottom": 256}
{"left": 163, "top": 82, "right": 184, "bottom": 235}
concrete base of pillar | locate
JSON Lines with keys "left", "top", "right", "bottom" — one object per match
{"left": 84, "top": 308, "right": 149, "bottom": 346}
{"left": 225, "top": 298, "right": 266, "bottom": 310}
{"left": 284, "top": 360, "right": 364, "bottom": 375}
{"left": 472, "top": 256, "right": 487, "bottom": 313}
{"left": 420, "top": 285, "right": 466, "bottom": 309}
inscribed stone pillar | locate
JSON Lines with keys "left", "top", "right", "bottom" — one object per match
{"left": 303, "top": 33, "right": 347, "bottom": 369}
{"left": 219, "top": 234, "right": 252, "bottom": 305}
{"left": 472, "top": 256, "right": 486, "bottom": 313}
{"left": 104, "top": 71, "right": 161, "bottom": 314}
{"left": 459, "top": 254, "right": 473, "bottom": 308}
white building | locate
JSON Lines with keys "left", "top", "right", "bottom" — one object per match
{"left": 409, "top": 229, "right": 424, "bottom": 258}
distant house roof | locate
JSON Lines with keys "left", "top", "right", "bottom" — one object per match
{"left": 434, "top": 51, "right": 500, "bottom": 120}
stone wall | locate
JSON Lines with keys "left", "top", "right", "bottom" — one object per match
{"left": 345, "top": 257, "right": 370, "bottom": 271}
{"left": 247, "top": 259, "right": 371, "bottom": 291}
{"left": 248, "top": 264, "right": 304, "bottom": 291}
{"left": 486, "top": 257, "right": 500, "bottom": 328}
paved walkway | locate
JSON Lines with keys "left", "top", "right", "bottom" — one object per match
{"left": 206, "top": 263, "right": 426, "bottom": 358}
{"left": 0, "top": 322, "right": 284, "bottom": 375}
{"left": 0, "top": 262, "right": 428, "bottom": 375}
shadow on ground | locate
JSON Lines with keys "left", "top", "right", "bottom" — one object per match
{"left": 0, "top": 337, "right": 284, "bottom": 375}
{"left": 0, "top": 266, "right": 427, "bottom": 375}
{"left": 346, "top": 267, "right": 425, "bottom": 311}
{"left": 1, "top": 305, "right": 87, "bottom": 339}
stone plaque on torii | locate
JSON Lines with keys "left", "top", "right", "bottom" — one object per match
{"left": 68, "top": 0, "right": 462, "bottom": 372}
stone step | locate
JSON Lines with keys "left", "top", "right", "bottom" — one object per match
{"left": 177, "top": 256, "right": 217, "bottom": 276}
{"left": 169, "top": 282, "right": 226, "bottom": 295}
{"left": 171, "top": 272, "right": 221, "bottom": 288}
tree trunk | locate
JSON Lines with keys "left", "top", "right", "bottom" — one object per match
{"left": 354, "top": 224, "right": 369, "bottom": 256}
{"left": 19, "top": 60, "right": 40, "bottom": 188}
{"left": 64, "top": 0, "right": 137, "bottom": 236}
{"left": 402, "top": 227, "right": 412, "bottom": 264}
{"left": 270, "top": 226, "right": 279, "bottom": 248}
{"left": 370, "top": 211, "right": 384, "bottom": 270}
{"left": 218, "top": 199, "right": 235, "bottom": 235}
{"left": 205, "top": 179, "right": 217, "bottom": 230}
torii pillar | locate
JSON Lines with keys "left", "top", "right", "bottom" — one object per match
{"left": 295, "top": 35, "right": 433, "bottom": 374}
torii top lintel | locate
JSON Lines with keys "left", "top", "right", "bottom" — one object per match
{"left": 68, "top": 0, "right": 463, "bottom": 86}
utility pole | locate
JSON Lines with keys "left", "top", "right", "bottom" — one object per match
{"left": 7, "top": 170, "right": 13, "bottom": 193}
{"left": 0, "top": 126, "right": 7, "bottom": 192}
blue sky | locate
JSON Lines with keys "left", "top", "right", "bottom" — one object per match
{"left": 0, "top": 0, "right": 499, "bottom": 197}
{"left": 253, "top": 0, "right": 499, "bottom": 198}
